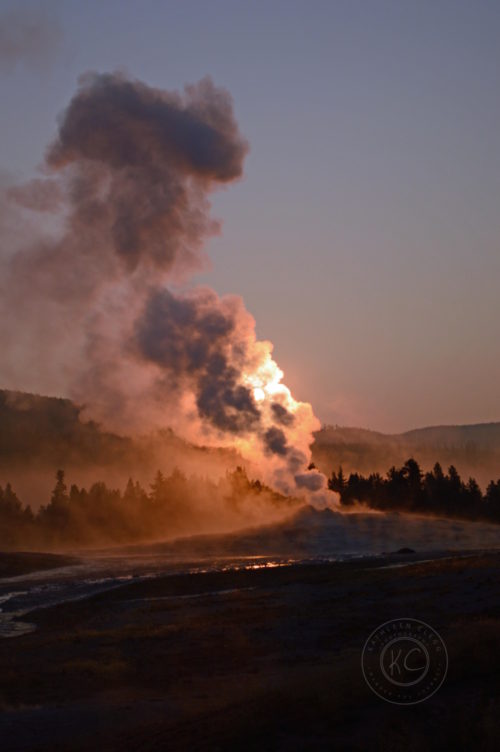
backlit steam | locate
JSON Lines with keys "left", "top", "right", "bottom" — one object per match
{"left": 0, "top": 72, "right": 333, "bottom": 505}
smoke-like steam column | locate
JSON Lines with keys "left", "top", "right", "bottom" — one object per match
{"left": 0, "top": 72, "right": 335, "bottom": 505}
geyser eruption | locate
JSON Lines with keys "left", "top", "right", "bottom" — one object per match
{"left": 135, "top": 286, "right": 326, "bottom": 498}
{"left": 0, "top": 71, "right": 334, "bottom": 504}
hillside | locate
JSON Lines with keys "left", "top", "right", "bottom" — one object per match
{"left": 0, "top": 389, "right": 239, "bottom": 508}
{"left": 313, "top": 423, "right": 500, "bottom": 487}
{"left": 2, "top": 389, "right": 500, "bottom": 506}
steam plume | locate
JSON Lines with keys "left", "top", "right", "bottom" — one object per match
{"left": 0, "top": 71, "right": 334, "bottom": 505}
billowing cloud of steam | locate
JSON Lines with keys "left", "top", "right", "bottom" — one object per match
{"left": 136, "top": 288, "right": 260, "bottom": 434}
{"left": 46, "top": 72, "right": 247, "bottom": 274}
{"left": 0, "top": 71, "right": 335, "bottom": 505}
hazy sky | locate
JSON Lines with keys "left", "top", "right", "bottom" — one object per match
{"left": 1, "top": 0, "right": 499, "bottom": 433}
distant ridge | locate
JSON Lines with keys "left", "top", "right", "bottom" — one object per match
{"left": 313, "top": 423, "right": 500, "bottom": 488}
{"left": 0, "top": 388, "right": 237, "bottom": 468}
{"left": 1, "top": 388, "right": 499, "bottom": 495}
{"left": 315, "top": 421, "right": 500, "bottom": 445}
{"left": 402, "top": 422, "right": 500, "bottom": 448}
{"left": 0, "top": 389, "right": 240, "bottom": 507}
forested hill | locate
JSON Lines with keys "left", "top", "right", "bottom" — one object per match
{"left": 0, "top": 389, "right": 129, "bottom": 466}
{"left": 0, "top": 389, "right": 237, "bottom": 467}
{"left": 0, "top": 390, "right": 239, "bottom": 508}
{"left": 312, "top": 423, "right": 500, "bottom": 489}
{"left": 2, "top": 388, "right": 500, "bottom": 500}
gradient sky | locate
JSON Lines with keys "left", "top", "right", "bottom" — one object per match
{"left": 1, "top": 0, "right": 499, "bottom": 433}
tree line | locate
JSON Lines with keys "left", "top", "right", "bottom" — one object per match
{"left": 0, "top": 467, "right": 293, "bottom": 549}
{"left": 3, "top": 458, "right": 500, "bottom": 549}
{"left": 328, "top": 458, "right": 500, "bottom": 522}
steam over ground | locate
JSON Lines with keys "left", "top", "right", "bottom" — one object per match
{"left": 0, "top": 72, "right": 333, "bottom": 504}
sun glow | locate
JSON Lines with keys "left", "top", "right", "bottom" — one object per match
{"left": 245, "top": 357, "right": 289, "bottom": 403}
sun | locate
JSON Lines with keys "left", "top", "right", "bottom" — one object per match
{"left": 253, "top": 387, "right": 266, "bottom": 402}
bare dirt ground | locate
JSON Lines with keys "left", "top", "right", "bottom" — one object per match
{"left": 1, "top": 552, "right": 500, "bottom": 751}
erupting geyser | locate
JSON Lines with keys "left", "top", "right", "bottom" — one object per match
{"left": 0, "top": 71, "right": 335, "bottom": 506}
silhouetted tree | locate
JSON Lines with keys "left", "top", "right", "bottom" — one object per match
{"left": 51, "top": 469, "right": 69, "bottom": 506}
{"left": 328, "top": 466, "right": 346, "bottom": 495}
{"left": 331, "top": 457, "right": 500, "bottom": 524}
{"left": 485, "top": 480, "right": 500, "bottom": 520}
